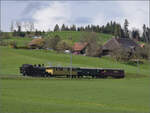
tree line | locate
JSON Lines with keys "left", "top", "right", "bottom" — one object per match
{"left": 5, "top": 19, "right": 150, "bottom": 44}
{"left": 54, "top": 19, "right": 150, "bottom": 43}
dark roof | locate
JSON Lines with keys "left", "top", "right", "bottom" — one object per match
{"left": 103, "top": 38, "right": 119, "bottom": 50}
{"left": 103, "top": 37, "right": 139, "bottom": 50}
{"left": 116, "top": 38, "right": 139, "bottom": 48}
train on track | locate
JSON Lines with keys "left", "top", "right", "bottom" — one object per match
{"left": 20, "top": 64, "right": 125, "bottom": 78}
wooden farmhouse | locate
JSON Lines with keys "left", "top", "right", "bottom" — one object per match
{"left": 102, "top": 37, "right": 140, "bottom": 55}
{"left": 28, "top": 38, "right": 45, "bottom": 49}
{"left": 72, "top": 42, "right": 88, "bottom": 55}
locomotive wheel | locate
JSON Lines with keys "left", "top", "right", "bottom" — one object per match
{"left": 101, "top": 75, "right": 108, "bottom": 78}
{"left": 23, "top": 72, "right": 26, "bottom": 76}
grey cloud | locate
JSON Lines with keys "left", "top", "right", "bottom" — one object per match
{"left": 21, "top": 2, "right": 50, "bottom": 16}
{"left": 73, "top": 17, "right": 92, "bottom": 24}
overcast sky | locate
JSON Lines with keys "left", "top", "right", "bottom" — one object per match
{"left": 1, "top": 1, "right": 149, "bottom": 32}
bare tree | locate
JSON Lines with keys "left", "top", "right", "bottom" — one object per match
{"left": 29, "top": 22, "right": 35, "bottom": 32}
{"left": 16, "top": 21, "right": 22, "bottom": 32}
{"left": 10, "top": 21, "right": 14, "bottom": 32}
{"left": 81, "top": 32, "right": 102, "bottom": 57}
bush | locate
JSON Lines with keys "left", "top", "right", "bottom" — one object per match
{"left": 86, "top": 43, "right": 102, "bottom": 57}
{"left": 44, "top": 35, "right": 61, "bottom": 50}
{"left": 80, "top": 32, "right": 102, "bottom": 57}
{"left": 1, "top": 32, "right": 11, "bottom": 39}
{"left": 28, "top": 38, "right": 45, "bottom": 49}
{"left": 0, "top": 41, "right": 9, "bottom": 46}
{"left": 138, "top": 45, "right": 150, "bottom": 59}
{"left": 16, "top": 46, "right": 29, "bottom": 49}
{"left": 111, "top": 45, "right": 150, "bottom": 61}
{"left": 111, "top": 48, "right": 131, "bottom": 61}
{"left": 9, "top": 41, "right": 17, "bottom": 49}
{"left": 56, "top": 40, "right": 72, "bottom": 52}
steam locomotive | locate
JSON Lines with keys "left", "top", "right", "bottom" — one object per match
{"left": 20, "top": 64, "right": 125, "bottom": 78}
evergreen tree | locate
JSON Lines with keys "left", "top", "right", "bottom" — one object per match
{"left": 61, "top": 24, "right": 66, "bottom": 31}
{"left": 132, "top": 29, "right": 140, "bottom": 40}
{"left": 42, "top": 30, "right": 45, "bottom": 35}
{"left": 114, "top": 24, "right": 121, "bottom": 37}
{"left": 142, "top": 24, "right": 148, "bottom": 43}
{"left": 124, "top": 19, "right": 129, "bottom": 38}
{"left": 35, "top": 29, "right": 39, "bottom": 36}
{"left": 121, "top": 28, "right": 125, "bottom": 38}
{"left": 70, "top": 24, "right": 76, "bottom": 31}
{"left": 146, "top": 27, "right": 150, "bottom": 43}
{"left": 54, "top": 24, "right": 60, "bottom": 32}
{"left": 10, "top": 21, "right": 14, "bottom": 32}
{"left": 65, "top": 26, "right": 69, "bottom": 31}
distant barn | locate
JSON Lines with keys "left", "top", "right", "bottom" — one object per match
{"left": 28, "top": 38, "right": 45, "bottom": 49}
{"left": 73, "top": 42, "right": 88, "bottom": 55}
{"left": 102, "top": 37, "right": 140, "bottom": 55}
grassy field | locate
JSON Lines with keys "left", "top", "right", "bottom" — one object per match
{"left": 2, "top": 37, "right": 32, "bottom": 46}
{"left": 1, "top": 78, "right": 150, "bottom": 113}
{"left": 0, "top": 46, "right": 150, "bottom": 77}
{"left": 45, "top": 31, "right": 113, "bottom": 44}
{"left": 0, "top": 32, "right": 150, "bottom": 113}
{"left": 0, "top": 47, "right": 150, "bottom": 113}
{"left": 1, "top": 31, "right": 113, "bottom": 47}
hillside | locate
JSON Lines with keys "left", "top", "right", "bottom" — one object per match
{"left": 44, "top": 31, "right": 113, "bottom": 44}
{"left": 0, "top": 46, "right": 149, "bottom": 78}
{"left": 1, "top": 31, "right": 113, "bottom": 47}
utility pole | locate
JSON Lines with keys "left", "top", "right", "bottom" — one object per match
{"left": 70, "top": 37, "right": 72, "bottom": 78}
{"left": 70, "top": 51, "right": 72, "bottom": 78}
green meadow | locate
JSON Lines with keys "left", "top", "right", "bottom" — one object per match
{"left": 2, "top": 37, "right": 32, "bottom": 46}
{"left": 0, "top": 46, "right": 149, "bottom": 77}
{"left": 1, "top": 78, "right": 150, "bottom": 113}
{"left": 0, "top": 31, "right": 150, "bottom": 113}
{"left": 45, "top": 31, "right": 113, "bottom": 44}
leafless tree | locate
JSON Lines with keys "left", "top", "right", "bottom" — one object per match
{"left": 16, "top": 21, "right": 22, "bottom": 32}
{"left": 10, "top": 21, "right": 14, "bottom": 32}
{"left": 81, "top": 32, "right": 102, "bottom": 57}
{"left": 23, "top": 22, "right": 34, "bottom": 32}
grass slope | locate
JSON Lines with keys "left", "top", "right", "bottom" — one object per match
{"left": 45, "top": 31, "right": 113, "bottom": 44}
{"left": 1, "top": 78, "right": 150, "bottom": 113}
{"left": 0, "top": 46, "right": 150, "bottom": 77}
{"left": 0, "top": 32, "right": 149, "bottom": 113}
{"left": 2, "top": 37, "right": 32, "bottom": 46}
{"left": 1, "top": 31, "right": 112, "bottom": 47}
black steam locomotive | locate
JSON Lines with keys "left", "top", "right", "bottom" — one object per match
{"left": 20, "top": 64, "right": 125, "bottom": 78}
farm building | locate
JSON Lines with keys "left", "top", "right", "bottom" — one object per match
{"left": 102, "top": 37, "right": 140, "bottom": 55}
{"left": 32, "top": 35, "right": 42, "bottom": 39}
{"left": 28, "top": 38, "right": 45, "bottom": 49}
{"left": 72, "top": 42, "right": 88, "bottom": 55}
{"left": 140, "top": 43, "right": 145, "bottom": 48}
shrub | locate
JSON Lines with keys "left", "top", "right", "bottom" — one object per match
{"left": 1, "top": 32, "right": 11, "bottom": 39}
{"left": 80, "top": 32, "right": 102, "bottom": 57}
{"left": 111, "top": 48, "right": 131, "bottom": 61}
{"left": 0, "top": 41, "right": 8, "bottom": 46}
{"left": 138, "top": 45, "right": 150, "bottom": 59}
{"left": 56, "top": 40, "right": 72, "bottom": 52}
{"left": 86, "top": 43, "right": 102, "bottom": 57}
{"left": 44, "top": 35, "right": 61, "bottom": 50}
{"left": 28, "top": 38, "right": 45, "bottom": 49}
{"left": 9, "top": 41, "right": 17, "bottom": 49}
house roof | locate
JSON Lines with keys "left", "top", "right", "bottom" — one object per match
{"left": 140, "top": 43, "right": 145, "bottom": 48}
{"left": 28, "top": 38, "right": 44, "bottom": 46}
{"left": 116, "top": 38, "right": 139, "bottom": 48}
{"left": 73, "top": 42, "right": 88, "bottom": 51}
{"left": 103, "top": 37, "right": 139, "bottom": 50}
